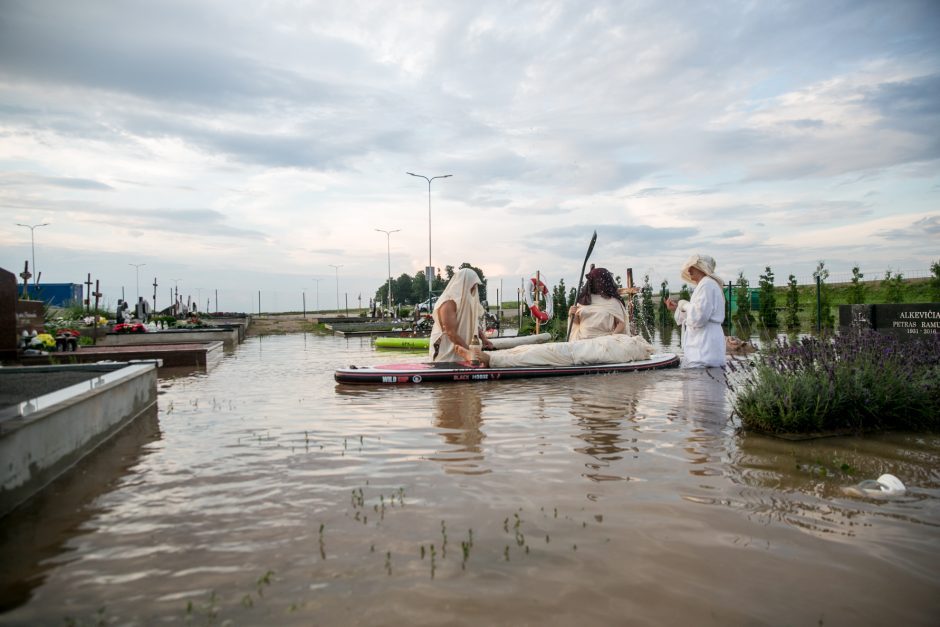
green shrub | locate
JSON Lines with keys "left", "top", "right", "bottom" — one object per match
{"left": 728, "top": 329, "right": 940, "bottom": 434}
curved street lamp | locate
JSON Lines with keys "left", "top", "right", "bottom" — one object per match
{"left": 16, "top": 222, "right": 49, "bottom": 290}
{"left": 328, "top": 264, "right": 343, "bottom": 312}
{"left": 375, "top": 228, "right": 400, "bottom": 314}
{"left": 129, "top": 263, "right": 146, "bottom": 303}
{"left": 407, "top": 172, "right": 451, "bottom": 299}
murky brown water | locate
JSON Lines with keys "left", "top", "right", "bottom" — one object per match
{"left": 1, "top": 333, "right": 938, "bottom": 625}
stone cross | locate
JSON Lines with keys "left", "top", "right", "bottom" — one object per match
{"left": 19, "top": 261, "right": 32, "bottom": 298}
{"left": 84, "top": 273, "right": 93, "bottom": 311}
{"left": 152, "top": 276, "right": 158, "bottom": 310}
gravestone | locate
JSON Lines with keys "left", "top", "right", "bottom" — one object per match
{"left": 1, "top": 268, "right": 17, "bottom": 362}
{"left": 839, "top": 303, "right": 940, "bottom": 342}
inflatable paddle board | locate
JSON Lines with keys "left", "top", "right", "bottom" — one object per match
{"left": 335, "top": 352, "right": 679, "bottom": 384}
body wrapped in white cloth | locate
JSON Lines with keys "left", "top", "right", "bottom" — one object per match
{"left": 486, "top": 334, "right": 655, "bottom": 368}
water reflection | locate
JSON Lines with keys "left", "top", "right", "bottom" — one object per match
{"left": 569, "top": 377, "right": 653, "bottom": 482}
{"left": 0, "top": 405, "right": 161, "bottom": 612}
{"left": 428, "top": 385, "right": 487, "bottom": 475}
{"left": 659, "top": 323, "right": 675, "bottom": 348}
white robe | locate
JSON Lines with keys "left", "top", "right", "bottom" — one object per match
{"left": 674, "top": 276, "right": 726, "bottom": 368}
{"left": 488, "top": 334, "right": 654, "bottom": 368}
{"left": 429, "top": 269, "right": 485, "bottom": 362}
{"left": 568, "top": 295, "right": 627, "bottom": 341}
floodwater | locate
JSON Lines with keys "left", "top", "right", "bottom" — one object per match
{"left": 1, "top": 332, "right": 938, "bottom": 626}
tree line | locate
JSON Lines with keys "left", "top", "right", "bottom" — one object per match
{"left": 374, "top": 263, "right": 488, "bottom": 308}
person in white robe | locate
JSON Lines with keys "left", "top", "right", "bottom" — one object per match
{"left": 455, "top": 333, "right": 655, "bottom": 368}
{"left": 665, "top": 254, "right": 726, "bottom": 368}
{"left": 568, "top": 267, "right": 629, "bottom": 341}
{"left": 429, "top": 268, "right": 493, "bottom": 362}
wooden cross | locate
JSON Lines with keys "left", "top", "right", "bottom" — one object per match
{"left": 92, "top": 280, "right": 103, "bottom": 311}
{"left": 19, "top": 261, "right": 32, "bottom": 297}
{"left": 84, "top": 273, "right": 93, "bottom": 311}
{"left": 152, "top": 276, "right": 158, "bottom": 310}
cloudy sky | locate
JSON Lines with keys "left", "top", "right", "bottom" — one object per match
{"left": 1, "top": 0, "right": 938, "bottom": 312}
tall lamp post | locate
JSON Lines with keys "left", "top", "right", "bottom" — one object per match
{"left": 375, "top": 228, "right": 400, "bottom": 313}
{"left": 329, "top": 264, "right": 343, "bottom": 313}
{"left": 16, "top": 222, "right": 49, "bottom": 291}
{"left": 407, "top": 172, "right": 451, "bottom": 300}
{"left": 129, "top": 263, "right": 146, "bottom": 303}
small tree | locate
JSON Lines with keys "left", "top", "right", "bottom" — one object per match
{"left": 552, "top": 279, "right": 569, "bottom": 322}
{"left": 848, "top": 266, "right": 866, "bottom": 304}
{"left": 733, "top": 272, "right": 754, "bottom": 328}
{"left": 931, "top": 260, "right": 940, "bottom": 301}
{"left": 810, "top": 261, "right": 834, "bottom": 329}
{"left": 785, "top": 274, "right": 800, "bottom": 330}
{"left": 640, "top": 275, "right": 655, "bottom": 329}
{"left": 658, "top": 280, "right": 672, "bottom": 326}
{"left": 883, "top": 270, "right": 905, "bottom": 303}
{"left": 678, "top": 283, "right": 691, "bottom": 302}
{"left": 758, "top": 266, "right": 778, "bottom": 328}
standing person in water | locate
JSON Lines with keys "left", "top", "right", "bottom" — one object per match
{"left": 568, "top": 266, "right": 629, "bottom": 341}
{"left": 665, "top": 254, "right": 726, "bottom": 367}
{"left": 429, "top": 267, "right": 494, "bottom": 362}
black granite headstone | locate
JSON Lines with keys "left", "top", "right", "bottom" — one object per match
{"left": 0, "top": 267, "right": 17, "bottom": 362}
{"left": 840, "top": 303, "right": 940, "bottom": 342}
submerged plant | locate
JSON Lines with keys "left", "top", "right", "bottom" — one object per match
{"left": 727, "top": 329, "right": 940, "bottom": 434}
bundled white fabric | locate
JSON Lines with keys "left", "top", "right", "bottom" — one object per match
{"left": 674, "top": 275, "right": 725, "bottom": 368}
{"left": 429, "top": 268, "right": 485, "bottom": 362}
{"left": 488, "top": 334, "right": 654, "bottom": 368}
{"left": 568, "top": 295, "right": 628, "bottom": 341}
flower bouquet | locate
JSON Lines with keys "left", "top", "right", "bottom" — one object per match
{"left": 114, "top": 322, "right": 147, "bottom": 334}
{"left": 30, "top": 333, "right": 56, "bottom": 350}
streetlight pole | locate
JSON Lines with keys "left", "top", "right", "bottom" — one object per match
{"left": 407, "top": 172, "right": 451, "bottom": 299}
{"left": 129, "top": 263, "right": 146, "bottom": 303}
{"left": 16, "top": 222, "right": 49, "bottom": 290}
{"left": 329, "top": 264, "right": 343, "bottom": 313}
{"left": 375, "top": 228, "right": 400, "bottom": 314}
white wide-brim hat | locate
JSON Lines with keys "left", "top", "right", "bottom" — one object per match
{"left": 680, "top": 254, "right": 722, "bottom": 285}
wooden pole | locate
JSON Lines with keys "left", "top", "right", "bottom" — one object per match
{"left": 535, "top": 271, "right": 541, "bottom": 335}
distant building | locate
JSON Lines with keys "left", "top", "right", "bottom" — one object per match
{"left": 35, "top": 283, "right": 83, "bottom": 307}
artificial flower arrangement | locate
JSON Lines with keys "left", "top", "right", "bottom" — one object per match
{"left": 113, "top": 322, "right": 147, "bottom": 334}
{"left": 30, "top": 333, "right": 56, "bottom": 350}
{"left": 83, "top": 315, "right": 109, "bottom": 326}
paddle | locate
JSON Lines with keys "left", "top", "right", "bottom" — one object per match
{"left": 566, "top": 230, "right": 598, "bottom": 340}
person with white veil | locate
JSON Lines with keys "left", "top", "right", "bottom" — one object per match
{"left": 429, "top": 267, "right": 494, "bottom": 362}
{"left": 665, "top": 254, "right": 726, "bottom": 368}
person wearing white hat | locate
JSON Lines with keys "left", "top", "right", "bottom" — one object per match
{"left": 665, "top": 254, "right": 726, "bottom": 367}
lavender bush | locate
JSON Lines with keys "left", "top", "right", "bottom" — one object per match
{"left": 726, "top": 329, "right": 940, "bottom": 434}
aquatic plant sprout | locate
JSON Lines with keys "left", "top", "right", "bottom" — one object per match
{"left": 725, "top": 329, "right": 940, "bottom": 434}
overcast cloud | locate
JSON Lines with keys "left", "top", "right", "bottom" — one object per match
{"left": 1, "top": 0, "right": 938, "bottom": 311}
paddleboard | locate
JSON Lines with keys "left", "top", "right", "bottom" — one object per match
{"left": 374, "top": 337, "right": 430, "bottom": 349}
{"left": 335, "top": 352, "right": 679, "bottom": 384}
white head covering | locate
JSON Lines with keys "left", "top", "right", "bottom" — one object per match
{"left": 680, "top": 254, "right": 722, "bottom": 285}
{"left": 429, "top": 268, "right": 485, "bottom": 360}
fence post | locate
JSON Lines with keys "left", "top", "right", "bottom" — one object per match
{"left": 726, "top": 282, "right": 733, "bottom": 326}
